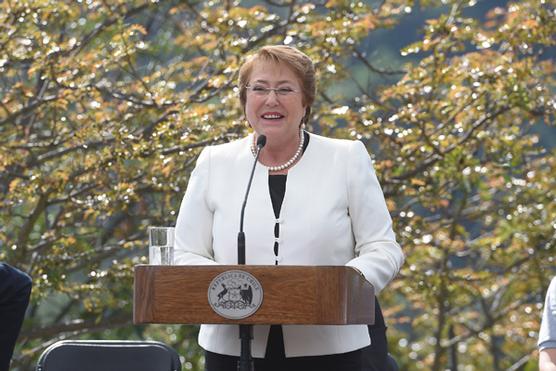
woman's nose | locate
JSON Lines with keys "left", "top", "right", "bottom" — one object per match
{"left": 264, "top": 90, "right": 280, "bottom": 105}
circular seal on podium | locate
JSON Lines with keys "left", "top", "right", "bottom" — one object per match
{"left": 208, "top": 270, "right": 263, "bottom": 319}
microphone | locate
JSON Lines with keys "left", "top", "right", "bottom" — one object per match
{"left": 237, "top": 134, "right": 265, "bottom": 371}
{"left": 257, "top": 134, "right": 267, "bottom": 149}
{"left": 238, "top": 134, "right": 266, "bottom": 265}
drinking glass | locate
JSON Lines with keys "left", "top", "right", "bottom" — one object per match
{"left": 148, "top": 226, "right": 175, "bottom": 265}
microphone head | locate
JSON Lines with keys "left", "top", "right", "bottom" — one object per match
{"left": 256, "top": 134, "right": 267, "bottom": 149}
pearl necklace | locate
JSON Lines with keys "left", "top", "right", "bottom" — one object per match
{"left": 251, "top": 129, "right": 305, "bottom": 172}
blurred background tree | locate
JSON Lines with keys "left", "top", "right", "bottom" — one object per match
{"left": 0, "top": 0, "right": 554, "bottom": 370}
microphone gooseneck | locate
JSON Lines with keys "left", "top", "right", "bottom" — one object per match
{"left": 238, "top": 134, "right": 266, "bottom": 263}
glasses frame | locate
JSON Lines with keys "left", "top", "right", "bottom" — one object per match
{"left": 245, "top": 85, "right": 301, "bottom": 97}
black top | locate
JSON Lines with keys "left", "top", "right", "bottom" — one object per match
{"left": 268, "top": 131, "right": 310, "bottom": 262}
{"left": 268, "top": 131, "right": 310, "bottom": 217}
{"left": 268, "top": 175, "right": 287, "bottom": 219}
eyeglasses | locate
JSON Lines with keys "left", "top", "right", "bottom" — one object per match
{"left": 245, "top": 85, "right": 300, "bottom": 97}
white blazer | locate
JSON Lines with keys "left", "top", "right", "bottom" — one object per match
{"left": 174, "top": 132, "right": 404, "bottom": 358}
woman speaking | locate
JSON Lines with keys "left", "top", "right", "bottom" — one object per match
{"left": 174, "top": 45, "right": 404, "bottom": 371}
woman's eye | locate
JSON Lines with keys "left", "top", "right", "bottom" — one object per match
{"left": 277, "top": 88, "right": 294, "bottom": 94}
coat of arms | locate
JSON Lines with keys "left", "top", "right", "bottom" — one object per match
{"left": 208, "top": 270, "right": 263, "bottom": 319}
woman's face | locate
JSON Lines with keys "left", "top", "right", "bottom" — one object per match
{"left": 245, "top": 61, "right": 306, "bottom": 146}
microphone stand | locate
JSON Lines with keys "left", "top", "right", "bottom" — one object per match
{"left": 237, "top": 135, "right": 266, "bottom": 371}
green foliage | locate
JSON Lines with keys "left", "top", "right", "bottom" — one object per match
{"left": 1, "top": 0, "right": 554, "bottom": 370}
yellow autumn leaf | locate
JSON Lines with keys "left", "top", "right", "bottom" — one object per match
{"left": 411, "top": 178, "right": 426, "bottom": 186}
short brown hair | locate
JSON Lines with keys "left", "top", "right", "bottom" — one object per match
{"left": 238, "top": 45, "right": 316, "bottom": 126}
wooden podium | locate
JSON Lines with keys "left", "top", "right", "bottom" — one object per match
{"left": 133, "top": 265, "right": 375, "bottom": 325}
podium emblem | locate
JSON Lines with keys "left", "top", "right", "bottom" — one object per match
{"left": 208, "top": 270, "right": 263, "bottom": 319}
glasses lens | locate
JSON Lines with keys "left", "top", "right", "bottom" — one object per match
{"left": 277, "top": 88, "right": 294, "bottom": 96}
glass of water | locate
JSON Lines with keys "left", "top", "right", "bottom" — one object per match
{"left": 148, "top": 226, "right": 175, "bottom": 265}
